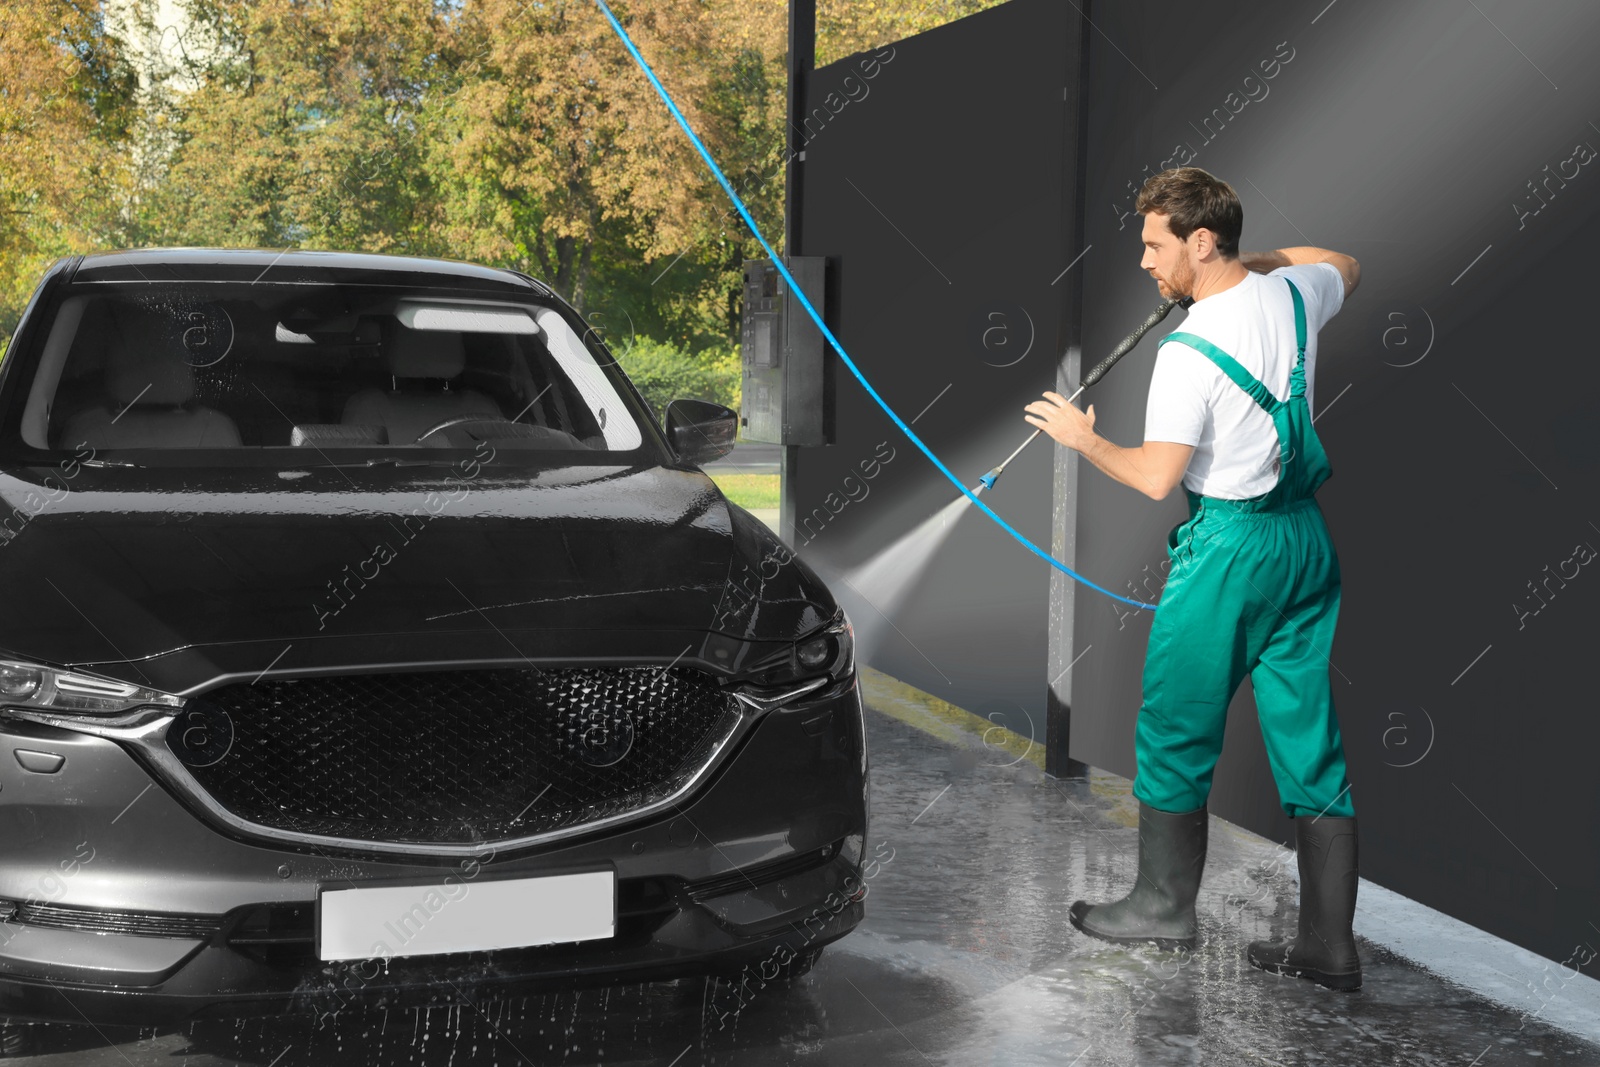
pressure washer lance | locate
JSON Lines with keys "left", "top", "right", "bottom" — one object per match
{"left": 974, "top": 295, "right": 1196, "bottom": 494}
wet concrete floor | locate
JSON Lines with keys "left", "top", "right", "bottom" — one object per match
{"left": 3, "top": 698, "right": 1597, "bottom": 1065}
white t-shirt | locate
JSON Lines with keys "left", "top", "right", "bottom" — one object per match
{"left": 1143, "top": 262, "right": 1345, "bottom": 499}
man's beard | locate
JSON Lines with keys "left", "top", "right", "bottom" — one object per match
{"left": 1166, "top": 255, "right": 1195, "bottom": 299}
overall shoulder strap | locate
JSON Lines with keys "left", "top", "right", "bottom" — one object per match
{"left": 1284, "top": 278, "right": 1308, "bottom": 397}
{"left": 1160, "top": 331, "right": 1281, "bottom": 416}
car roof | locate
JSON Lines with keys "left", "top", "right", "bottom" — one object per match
{"left": 69, "top": 248, "right": 554, "bottom": 298}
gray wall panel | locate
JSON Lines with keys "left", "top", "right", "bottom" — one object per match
{"left": 793, "top": 0, "right": 1082, "bottom": 736}
{"left": 1072, "top": 0, "right": 1600, "bottom": 967}
{"left": 794, "top": 0, "right": 1600, "bottom": 969}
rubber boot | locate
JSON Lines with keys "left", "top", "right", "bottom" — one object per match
{"left": 1247, "top": 815, "right": 1361, "bottom": 991}
{"left": 1069, "top": 802, "right": 1208, "bottom": 950}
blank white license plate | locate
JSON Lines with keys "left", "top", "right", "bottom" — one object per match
{"left": 318, "top": 869, "right": 615, "bottom": 962}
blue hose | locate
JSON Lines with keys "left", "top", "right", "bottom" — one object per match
{"left": 593, "top": 0, "right": 1160, "bottom": 612}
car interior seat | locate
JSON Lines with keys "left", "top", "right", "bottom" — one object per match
{"left": 59, "top": 329, "right": 243, "bottom": 450}
{"left": 339, "top": 326, "right": 503, "bottom": 445}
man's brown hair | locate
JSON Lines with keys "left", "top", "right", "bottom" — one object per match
{"left": 1135, "top": 167, "right": 1243, "bottom": 259}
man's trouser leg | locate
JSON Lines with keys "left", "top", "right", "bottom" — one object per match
{"left": 1134, "top": 506, "right": 1353, "bottom": 817}
{"left": 1246, "top": 504, "right": 1354, "bottom": 819}
{"left": 1132, "top": 518, "right": 1254, "bottom": 814}
{"left": 1244, "top": 505, "right": 1361, "bottom": 989}
{"left": 1068, "top": 516, "right": 1240, "bottom": 949}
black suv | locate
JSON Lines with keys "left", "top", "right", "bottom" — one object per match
{"left": 0, "top": 249, "right": 867, "bottom": 1026}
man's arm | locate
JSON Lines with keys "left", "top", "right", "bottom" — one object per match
{"left": 1239, "top": 246, "right": 1360, "bottom": 300}
{"left": 1078, "top": 437, "right": 1196, "bottom": 501}
{"left": 1022, "top": 393, "right": 1196, "bottom": 500}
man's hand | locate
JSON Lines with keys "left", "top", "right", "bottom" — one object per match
{"left": 1024, "top": 392, "right": 1096, "bottom": 452}
{"left": 1025, "top": 390, "right": 1196, "bottom": 499}
{"left": 1240, "top": 246, "right": 1360, "bottom": 300}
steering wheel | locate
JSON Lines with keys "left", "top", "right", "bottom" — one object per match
{"left": 413, "top": 415, "right": 527, "bottom": 443}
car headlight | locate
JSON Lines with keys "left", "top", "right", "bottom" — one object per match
{"left": 733, "top": 610, "right": 855, "bottom": 689}
{"left": 794, "top": 611, "right": 854, "bottom": 683}
{"left": 727, "top": 610, "right": 856, "bottom": 716}
{"left": 0, "top": 659, "right": 183, "bottom": 717}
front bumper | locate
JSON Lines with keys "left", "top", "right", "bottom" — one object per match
{"left": 0, "top": 676, "right": 870, "bottom": 1026}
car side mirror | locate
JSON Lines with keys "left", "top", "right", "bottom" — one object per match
{"left": 664, "top": 399, "right": 737, "bottom": 466}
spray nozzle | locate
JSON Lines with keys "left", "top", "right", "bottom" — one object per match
{"left": 973, "top": 296, "right": 1190, "bottom": 498}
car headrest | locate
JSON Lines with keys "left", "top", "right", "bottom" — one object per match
{"left": 385, "top": 326, "right": 465, "bottom": 379}
{"left": 108, "top": 339, "right": 196, "bottom": 406}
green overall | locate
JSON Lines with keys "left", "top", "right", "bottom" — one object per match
{"left": 1133, "top": 278, "right": 1355, "bottom": 820}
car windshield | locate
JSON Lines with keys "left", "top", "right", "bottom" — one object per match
{"left": 5, "top": 281, "right": 661, "bottom": 466}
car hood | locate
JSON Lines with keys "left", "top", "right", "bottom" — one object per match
{"left": 0, "top": 462, "right": 833, "bottom": 693}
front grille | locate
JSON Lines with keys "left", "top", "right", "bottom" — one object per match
{"left": 169, "top": 667, "right": 741, "bottom": 845}
{"left": 0, "top": 901, "right": 221, "bottom": 940}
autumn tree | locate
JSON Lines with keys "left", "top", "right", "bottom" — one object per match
{"left": 0, "top": 0, "right": 139, "bottom": 346}
{"left": 816, "top": 0, "right": 1009, "bottom": 66}
{"left": 0, "top": 0, "right": 1013, "bottom": 356}
{"left": 426, "top": 0, "right": 729, "bottom": 316}
{"left": 142, "top": 0, "right": 446, "bottom": 252}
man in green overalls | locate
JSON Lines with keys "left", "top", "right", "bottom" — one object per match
{"left": 1023, "top": 167, "right": 1363, "bottom": 991}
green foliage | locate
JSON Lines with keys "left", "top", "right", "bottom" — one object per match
{"left": 614, "top": 335, "right": 741, "bottom": 421}
{"left": 0, "top": 0, "right": 1011, "bottom": 373}
{"left": 708, "top": 473, "right": 778, "bottom": 510}
{"left": 0, "top": 0, "right": 143, "bottom": 340}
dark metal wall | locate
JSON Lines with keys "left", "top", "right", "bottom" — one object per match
{"left": 1068, "top": 0, "right": 1600, "bottom": 971}
{"left": 791, "top": 0, "right": 1082, "bottom": 744}
{"left": 795, "top": 0, "right": 1600, "bottom": 969}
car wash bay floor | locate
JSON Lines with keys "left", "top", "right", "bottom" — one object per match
{"left": 5, "top": 687, "right": 1598, "bottom": 1066}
